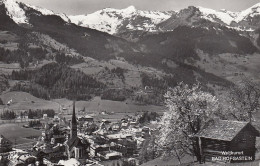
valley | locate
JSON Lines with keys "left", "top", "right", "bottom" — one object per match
{"left": 0, "top": 0, "right": 259, "bottom": 165}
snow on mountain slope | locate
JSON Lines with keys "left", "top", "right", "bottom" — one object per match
{"left": 197, "top": 3, "right": 260, "bottom": 25}
{"left": 2, "top": 0, "right": 28, "bottom": 24}
{"left": 1, "top": 0, "right": 260, "bottom": 33}
{"left": 68, "top": 3, "right": 260, "bottom": 34}
{"left": 68, "top": 6, "right": 172, "bottom": 34}
{"left": 26, "top": 3, "right": 53, "bottom": 15}
{"left": 234, "top": 2, "right": 260, "bottom": 22}
{"left": 1, "top": 0, "right": 70, "bottom": 24}
{"left": 198, "top": 6, "right": 237, "bottom": 25}
{"left": 25, "top": 3, "right": 70, "bottom": 22}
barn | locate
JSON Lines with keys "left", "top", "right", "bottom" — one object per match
{"left": 195, "top": 119, "right": 259, "bottom": 163}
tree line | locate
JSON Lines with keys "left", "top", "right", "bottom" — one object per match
{"left": 28, "top": 120, "right": 42, "bottom": 128}
{"left": 24, "top": 109, "right": 56, "bottom": 119}
{"left": 0, "top": 42, "right": 84, "bottom": 69}
{"left": 0, "top": 109, "right": 56, "bottom": 120}
{"left": 0, "top": 110, "right": 16, "bottom": 120}
{"left": 0, "top": 45, "right": 48, "bottom": 68}
{"left": 55, "top": 53, "right": 84, "bottom": 65}
{"left": 138, "top": 111, "right": 159, "bottom": 124}
{"left": 11, "top": 63, "right": 105, "bottom": 100}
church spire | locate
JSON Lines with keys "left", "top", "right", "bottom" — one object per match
{"left": 72, "top": 100, "right": 76, "bottom": 124}
{"left": 70, "top": 101, "right": 77, "bottom": 139}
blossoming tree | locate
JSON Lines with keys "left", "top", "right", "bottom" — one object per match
{"left": 157, "top": 82, "right": 221, "bottom": 163}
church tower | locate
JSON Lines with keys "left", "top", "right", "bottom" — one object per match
{"left": 70, "top": 101, "right": 77, "bottom": 139}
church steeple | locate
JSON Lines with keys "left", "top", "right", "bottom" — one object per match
{"left": 70, "top": 101, "right": 77, "bottom": 139}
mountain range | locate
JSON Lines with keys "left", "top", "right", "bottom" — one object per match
{"left": 68, "top": 3, "right": 260, "bottom": 34}
{"left": 2, "top": 0, "right": 260, "bottom": 33}
{"left": 0, "top": 0, "right": 259, "bottom": 104}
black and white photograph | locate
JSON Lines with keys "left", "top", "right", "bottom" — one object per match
{"left": 0, "top": 0, "right": 260, "bottom": 165}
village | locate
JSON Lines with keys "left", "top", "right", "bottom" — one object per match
{"left": 0, "top": 100, "right": 161, "bottom": 166}
{"left": 0, "top": 98, "right": 260, "bottom": 166}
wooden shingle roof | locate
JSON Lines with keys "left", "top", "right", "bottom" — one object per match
{"left": 196, "top": 119, "right": 250, "bottom": 141}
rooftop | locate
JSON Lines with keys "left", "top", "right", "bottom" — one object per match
{"left": 195, "top": 119, "right": 250, "bottom": 141}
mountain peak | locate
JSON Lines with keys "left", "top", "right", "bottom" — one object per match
{"left": 123, "top": 5, "right": 137, "bottom": 12}
{"left": 220, "top": 9, "right": 227, "bottom": 12}
{"left": 250, "top": 2, "right": 260, "bottom": 9}
{"left": 2, "top": 0, "right": 28, "bottom": 24}
{"left": 234, "top": 2, "right": 260, "bottom": 22}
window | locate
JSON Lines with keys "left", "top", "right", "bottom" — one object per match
{"left": 240, "top": 138, "right": 246, "bottom": 143}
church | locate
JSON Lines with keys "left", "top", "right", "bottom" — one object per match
{"left": 65, "top": 101, "right": 90, "bottom": 160}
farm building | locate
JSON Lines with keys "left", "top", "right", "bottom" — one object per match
{"left": 196, "top": 119, "right": 259, "bottom": 163}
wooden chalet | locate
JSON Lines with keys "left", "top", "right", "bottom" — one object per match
{"left": 196, "top": 119, "right": 259, "bottom": 163}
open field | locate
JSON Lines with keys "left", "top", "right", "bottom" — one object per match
{"left": 71, "top": 59, "right": 167, "bottom": 89}
{"left": 194, "top": 51, "right": 260, "bottom": 84}
{"left": 53, "top": 97, "right": 164, "bottom": 114}
{"left": 1, "top": 91, "right": 164, "bottom": 113}
{"left": 0, "top": 91, "right": 164, "bottom": 124}
{"left": 0, "top": 31, "right": 19, "bottom": 42}
{"left": 0, "top": 91, "right": 60, "bottom": 111}
{"left": 0, "top": 62, "right": 20, "bottom": 75}
{"left": 0, "top": 123, "right": 41, "bottom": 145}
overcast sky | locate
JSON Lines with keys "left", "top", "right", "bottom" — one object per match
{"left": 17, "top": 0, "right": 260, "bottom": 15}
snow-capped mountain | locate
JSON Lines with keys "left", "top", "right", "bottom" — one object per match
{"left": 198, "top": 3, "right": 260, "bottom": 30}
{"left": 198, "top": 6, "right": 237, "bottom": 25}
{"left": 0, "top": 0, "right": 70, "bottom": 25}
{"left": 234, "top": 3, "right": 260, "bottom": 23}
{"left": 68, "top": 3, "right": 260, "bottom": 34}
{"left": 68, "top": 6, "right": 174, "bottom": 34}
{"left": 1, "top": 0, "right": 260, "bottom": 34}
{"left": 158, "top": 3, "right": 260, "bottom": 31}
{"left": 24, "top": 3, "right": 70, "bottom": 22}
{"left": 1, "top": 0, "right": 28, "bottom": 24}
{"left": 0, "top": 0, "right": 259, "bottom": 96}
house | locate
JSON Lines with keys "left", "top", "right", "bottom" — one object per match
{"left": 110, "top": 139, "right": 137, "bottom": 157}
{"left": 85, "top": 115, "right": 94, "bottom": 122}
{"left": 93, "top": 122, "right": 110, "bottom": 135}
{"left": 53, "top": 115, "right": 60, "bottom": 124}
{"left": 43, "top": 114, "right": 48, "bottom": 120}
{"left": 0, "top": 135, "right": 12, "bottom": 153}
{"left": 78, "top": 115, "right": 94, "bottom": 126}
{"left": 33, "top": 144, "right": 65, "bottom": 163}
{"left": 97, "top": 150, "right": 122, "bottom": 160}
{"left": 195, "top": 119, "right": 259, "bottom": 163}
{"left": 110, "top": 123, "right": 120, "bottom": 132}
{"left": 89, "top": 144, "right": 110, "bottom": 158}
{"left": 87, "top": 135, "right": 108, "bottom": 158}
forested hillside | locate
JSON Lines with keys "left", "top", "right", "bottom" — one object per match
{"left": 11, "top": 63, "right": 105, "bottom": 100}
